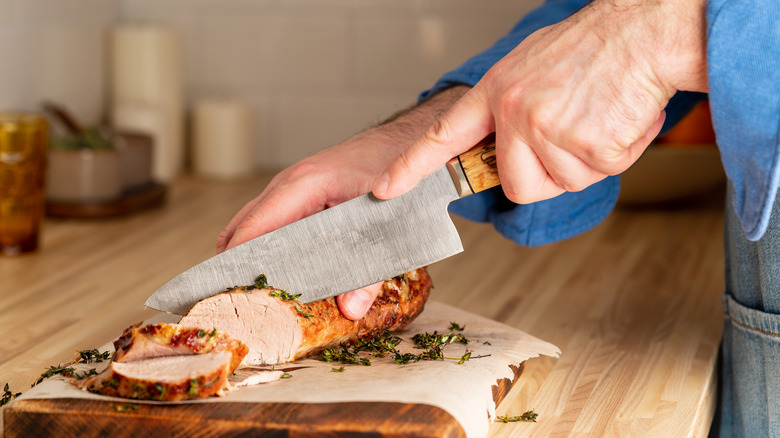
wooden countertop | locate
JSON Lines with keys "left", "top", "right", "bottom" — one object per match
{"left": 0, "top": 173, "right": 725, "bottom": 437}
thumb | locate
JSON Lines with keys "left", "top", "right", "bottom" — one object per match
{"left": 372, "top": 87, "right": 494, "bottom": 200}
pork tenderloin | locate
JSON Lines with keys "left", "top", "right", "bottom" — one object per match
{"left": 179, "top": 267, "right": 432, "bottom": 365}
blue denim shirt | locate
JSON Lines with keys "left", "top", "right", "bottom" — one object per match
{"left": 421, "top": 0, "right": 780, "bottom": 245}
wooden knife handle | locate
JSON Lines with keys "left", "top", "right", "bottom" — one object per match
{"left": 446, "top": 133, "right": 500, "bottom": 197}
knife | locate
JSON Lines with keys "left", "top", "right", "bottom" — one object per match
{"left": 146, "top": 134, "right": 500, "bottom": 315}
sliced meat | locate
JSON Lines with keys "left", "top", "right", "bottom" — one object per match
{"left": 179, "top": 267, "right": 432, "bottom": 365}
{"left": 113, "top": 323, "right": 246, "bottom": 371}
{"left": 76, "top": 324, "right": 248, "bottom": 400}
{"left": 80, "top": 352, "right": 234, "bottom": 401}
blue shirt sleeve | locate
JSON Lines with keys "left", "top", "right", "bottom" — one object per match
{"left": 706, "top": 0, "right": 780, "bottom": 241}
{"left": 420, "top": 0, "right": 707, "bottom": 247}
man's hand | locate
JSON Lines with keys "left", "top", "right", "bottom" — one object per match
{"left": 372, "top": 0, "right": 708, "bottom": 203}
{"left": 216, "top": 86, "right": 470, "bottom": 320}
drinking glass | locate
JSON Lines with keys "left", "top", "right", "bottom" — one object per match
{"left": 0, "top": 112, "right": 48, "bottom": 255}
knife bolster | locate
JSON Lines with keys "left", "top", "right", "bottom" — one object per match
{"left": 446, "top": 158, "right": 474, "bottom": 198}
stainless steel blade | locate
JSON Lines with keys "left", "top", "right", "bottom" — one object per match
{"left": 145, "top": 166, "right": 463, "bottom": 315}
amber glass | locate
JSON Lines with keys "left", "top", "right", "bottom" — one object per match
{"left": 0, "top": 113, "right": 48, "bottom": 255}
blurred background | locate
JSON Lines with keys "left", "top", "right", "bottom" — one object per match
{"left": 0, "top": 0, "right": 543, "bottom": 172}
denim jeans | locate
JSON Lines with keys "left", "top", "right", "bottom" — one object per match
{"left": 719, "top": 184, "right": 780, "bottom": 437}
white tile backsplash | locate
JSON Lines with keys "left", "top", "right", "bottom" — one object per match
{"left": 0, "top": 0, "right": 115, "bottom": 124}
{"left": 4, "top": 0, "right": 543, "bottom": 170}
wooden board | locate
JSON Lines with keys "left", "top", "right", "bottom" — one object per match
{"left": 3, "top": 365, "right": 522, "bottom": 438}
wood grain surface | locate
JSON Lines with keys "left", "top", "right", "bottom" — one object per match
{"left": 0, "top": 172, "right": 726, "bottom": 437}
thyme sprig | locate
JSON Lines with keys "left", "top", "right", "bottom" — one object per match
{"left": 351, "top": 330, "right": 402, "bottom": 357}
{"left": 320, "top": 347, "right": 371, "bottom": 366}
{"left": 1, "top": 383, "right": 21, "bottom": 407}
{"left": 73, "top": 368, "right": 98, "bottom": 380}
{"left": 76, "top": 349, "right": 111, "bottom": 363}
{"left": 273, "top": 290, "right": 303, "bottom": 302}
{"left": 318, "top": 326, "right": 483, "bottom": 367}
{"left": 294, "top": 306, "right": 314, "bottom": 318}
{"left": 32, "top": 365, "right": 76, "bottom": 387}
{"left": 497, "top": 410, "right": 538, "bottom": 423}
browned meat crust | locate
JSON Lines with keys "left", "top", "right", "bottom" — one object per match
{"left": 76, "top": 324, "right": 248, "bottom": 401}
{"left": 179, "top": 267, "right": 432, "bottom": 364}
{"left": 113, "top": 323, "right": 247, "bottom": 371}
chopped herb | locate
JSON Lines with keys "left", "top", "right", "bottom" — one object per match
{"left": 197, "top": 329, "right": 206, "bottom": 337}
{"left": 331, "top": 367, "right": 345, "bottom": 372}
{"left": 32, "top": 365, "right": 76, "bottom": 387}
{"left": 319, "top": 347, "right": 371, "bottom": 366}
{"left": 483, "top": 341, "right": 492, "bottom": 346}
{"left": 110, "top": 403, "right": 139, "bottom": 413}
{"left": 350, "top": 330, "right": 402, "bottom": 357}
{"left": 458, "top": 351, "right": 472, "bottom": 364}
{"left": 498, "top": 410, "right": 538, "bottom": 423}
{"left": 254, "top": 274, "right": 269, "bottom": 289}
{"left": 412, "top": 331, "right": 469, "bottom": 349}
{"left": 76, "top": 349, "right": 111, "bottom": 363}
{"left": 449, "top": 322, "right": 465, "bottom": 332}
{"left": 294, "top": 306, "right": 314, "bottom": 318}
{"left": 393, "top": 352, "right": 422, "bottom": 364}
{"left": 1, "top": 383, "right": 21, "bottom": 407}
{"left": 272, "top": 290, "right": 302, "bottom": 302}
{"left": 74, "top": 368, "right": 98, "bottom": 380}
{"left": 188, "top": 379, "right": 199, "bottom": 396}
{"left": 281, "top": 373, "right": 292, "bottom": 379}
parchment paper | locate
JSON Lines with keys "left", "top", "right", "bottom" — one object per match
{"left": 18, "top": 301, "right": 559, "bottom": 438}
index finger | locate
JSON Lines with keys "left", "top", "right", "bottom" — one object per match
{"left": 372, "top": 87, "right": 494, "bottom": 200}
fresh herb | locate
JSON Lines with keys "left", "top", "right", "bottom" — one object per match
{"left": 281, "top": 373, "right": 292, "bottom": 379}
{"left": 393, "top": 352, "right": 422, "bottom": 364}
{"left": 294, "top": 306, "right": 314, "bottom": 318}
{"left": 188, "top": 379, "right": 199, "bottom": 396}
{"left": 1, "top": 384, "right": 21, "bottom": 407}
{"left": 32, "top": 365, "right": 76, "bottom": 387}
{"left": 73, "top": 368, "right": 98, "bottom": 380}
{"left": 254, "top": 274, "right": 269, "bottom": 289}
{"left": 110, "top": 403, "right": 139, "bottom": 413}
{"left": 351, "top": 330, "right": 402, "bottom": 357}
{"left": 449, "top": 322, "right": 465, "bottom": 332}
{"left": 209, "top": 328, "right": 218, "bottom": 339}
{"left": 483, "top": 341, "right": 492, "bottom": 346}
{"left": 331, "top": 367, "right": 345, "bottom": 372}
{"left": 320, "top": 347, "right": 371, "bottom": 366}
{"left": 458, "top": 351, "right": 472, "bottom": 364}
{"left": 412, "top": 331, "right": 469, "bottom": 348}
{"left": 272, "top": 290, "right": 302, "bottom": 302}
{"left": 497, "top": 410, "right": 538, "bottom": 423}
{"left": 197, "top": 329, "right": 206, "bottom": 337}
{"left": 76, "top": 349, "right": 111, "bottom": 363}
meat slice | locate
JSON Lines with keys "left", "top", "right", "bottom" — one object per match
{"left": 113, "top": 322, "right": 246, "bottom": 371}
{"left": 179, "top": 267, "right": 432, "bottom": 365}
{"left": 76, "top": 323, "right": 248, "bottom": 400}
{"left": 80, "top": 352, "right": 234, "bottom": 401}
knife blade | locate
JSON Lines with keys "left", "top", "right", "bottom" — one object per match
{"left": 145, "top": 134, "right": 500, "bottom": 315}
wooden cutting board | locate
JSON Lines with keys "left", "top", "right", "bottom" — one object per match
{"left": 3, "top": 364, "right": 521, "bottom": 437}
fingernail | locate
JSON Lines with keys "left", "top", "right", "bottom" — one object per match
{"left": 372, "top": 172, "right": 390, "bottom": 197}
{"left": 344, "top": 289, "right": 372, "bottom": 319}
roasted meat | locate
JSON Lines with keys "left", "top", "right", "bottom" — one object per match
{"left": 77, "top": 324, "right": 248, "bottom": 401}
{"left": 179, "top": 267, "right": 432, "bottom": 365}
